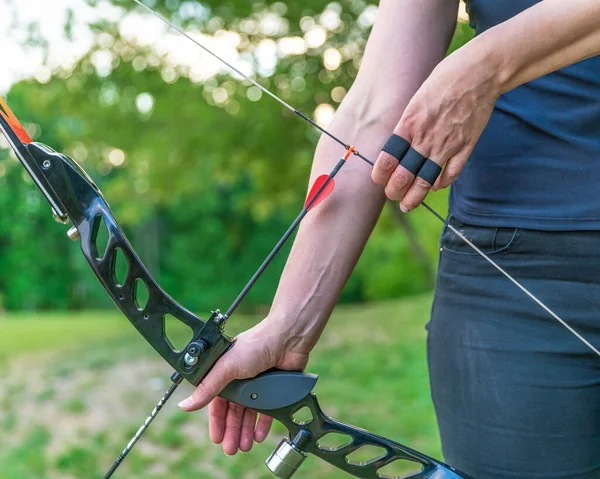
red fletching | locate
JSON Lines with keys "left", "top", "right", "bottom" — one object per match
{"left": 304, "top": 175, "right": 335, "bottom": 211}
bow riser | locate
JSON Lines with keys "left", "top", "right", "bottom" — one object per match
{"left": 13, "top": 141, "right": 234, "bottom": 385}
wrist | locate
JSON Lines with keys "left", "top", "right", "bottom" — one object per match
{"left": 262, "top": 312, "right": 319, "bottom": 356}
{"left": 460, "top": 26, "right": 515, "bottom": 95}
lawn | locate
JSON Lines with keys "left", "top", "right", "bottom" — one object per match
{"left": 0, "top": 295, "right": 442, "bottom": 479}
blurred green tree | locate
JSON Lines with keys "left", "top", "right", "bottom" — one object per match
{"left": 0, "top": 1, "right": 474, "bottom": 311}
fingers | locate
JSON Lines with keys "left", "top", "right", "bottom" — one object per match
{"left": 219, "top": 402, "right": 244, "bottom": 456}
{"left": 399, "top": 166, "right": 442, "bottom": 212}
{"left": 179, "top": 357, "right": 235, "bottom": 412}
{"left": 375, "top": 144, "right": 442, "bottom": 212}
{"left": 372, "top": 151, "right": 402, "bottom": 186}
{"left": 254, "top": 413, "right": 273, "bottom": 443}
{"left": 381, "top": 146, "right": 429, "bottom": 200}
{"left": 373, "top": 131, "right": 452, "bottom": 211}
{"left": 208, "top": 397, "right": 229, "bottom": 444}
{"left": 372, "top": 133, "right": 410, "bottom": 186}
{"left": 437, "top": 149, "right": 471, "bottom": 190}
{"left": 239, "top": 408, "right": 258, "bottom": 452}
{"left": 373, "top": 128, "right": 442, "bottom": 210}
{"left": 209, "top": 399, "right": 269, "bottom": 454}
{"left": 221, "top": 404, "right": 258, "bottom": 455}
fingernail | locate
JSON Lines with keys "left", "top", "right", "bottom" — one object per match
{"left": 431, "top": 186, "right": 438, "bottom": 192}
{"left": 400, "top": 204, "right": 410, "bottom": 213}
{"left": 178, "top": 397, "right": 194, "bottom": 409}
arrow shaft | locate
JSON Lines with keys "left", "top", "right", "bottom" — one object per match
{"left": 104, "top": 374, "right": 183, "bottom": 479}
{"left": 225, "top": 158, "right": 344, "bottom": 318}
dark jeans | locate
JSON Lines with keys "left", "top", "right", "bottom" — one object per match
{"left": 428, "top": 217, "right": 600, "bottom": 479}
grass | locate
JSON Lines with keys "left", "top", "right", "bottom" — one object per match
{"left": 0, "top": 311, "right": 133, "bottom": 360}
{"left": 0, "top": 295, "right": 442, "bottom": 479}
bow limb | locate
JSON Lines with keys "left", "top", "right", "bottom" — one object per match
{"left": 222, "top": 373, "right": 471, "bottom": 479}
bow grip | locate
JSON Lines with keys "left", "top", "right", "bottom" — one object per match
{"left": 220, "top": 370, "right": 318, "bottom": 410}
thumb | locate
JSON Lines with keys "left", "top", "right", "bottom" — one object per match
{"left": 178, "top": 356, "right": 236, "bottom": 412}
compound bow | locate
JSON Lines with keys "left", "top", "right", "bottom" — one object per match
{"left": 0, "top": 2, "right": 598, "bottom": 479}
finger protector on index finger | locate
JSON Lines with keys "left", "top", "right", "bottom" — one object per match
{"left": 382, "top": 134, "right": 410, "bottom": 160}
{"left": 372, "top": 134, "right": 411, "bottom": 185}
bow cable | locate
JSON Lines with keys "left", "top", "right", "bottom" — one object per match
{"left": 131, "top": 0, "right": 600, "bottom": 358}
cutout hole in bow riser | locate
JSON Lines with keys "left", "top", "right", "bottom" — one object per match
{"left": 377, "top": 459, "right": 424, "bottom": 479}
{"left": 291, "top": 406, "right": 314, "bottom": 426}
{"left": 112, "top": 247, "right": 129, "bottom": 288}
{"left": 346, "top": 445, "right": 387, "bottom": 467}
{"left": 317, "top": 432, "right": 353, "bottom": 452}
{"left": 163, "top": 314, "right": 194, "bottom": 353}
{"left": 134, "top": 278, "right": 150, "bottom": 311}
{"left": 91, "top": 214, "right": 110, "bottom": 261}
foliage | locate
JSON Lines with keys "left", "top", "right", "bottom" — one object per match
{"left": 0, "top": 2, "right": 475, "bottom": 311}
{"left": 0, "top": 152, "right": 73, "bottom": 310}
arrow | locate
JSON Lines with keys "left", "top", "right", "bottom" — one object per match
{"left": 0, "top": 97, "right": 32, "bottom": 144}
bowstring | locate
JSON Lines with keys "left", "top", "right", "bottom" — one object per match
{"left": 131, "top": 0, "right": 600, "bottom": 359}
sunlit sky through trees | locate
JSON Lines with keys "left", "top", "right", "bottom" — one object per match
{"left": 0, "top": 0, "right": 470, "bottom": 311}
{"left": 0, "top": 0, "right": 468, "bottom": 127}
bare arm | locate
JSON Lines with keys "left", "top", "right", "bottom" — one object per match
{"left": 493, "top": 0, "right": 600, "bottom": 93}
{"left": 178, "top": 0, "right": 459, "bottom": 455}
{"left": 182, "top": 0, "right": 600, "bottom": 455}
{"left": 268, "top": 0, "right": 459, "bottom": 354}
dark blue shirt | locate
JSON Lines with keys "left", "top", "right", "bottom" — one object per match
{"left": 450, "top": 0, "right": 600, "bottom": 230}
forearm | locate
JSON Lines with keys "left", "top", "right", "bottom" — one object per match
{"left": 466, "top": 0, "right": 600, "bottom": 93}
{"left": 265, "top": 111, "right": 385, "bottom": 352}
{"left": 266, "top": 0, "right": 458, "bottom": 353}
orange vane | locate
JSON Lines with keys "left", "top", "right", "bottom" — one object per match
{"left": 0, "top": 96, "right": 32, "bottom": 144}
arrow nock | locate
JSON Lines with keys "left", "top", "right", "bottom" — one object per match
{"left": 343, "top": 145, "right": 356, "bottom": 161}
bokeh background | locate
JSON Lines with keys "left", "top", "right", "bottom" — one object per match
{"left": 0, "top": 1, "right": 474, "bottom": 478}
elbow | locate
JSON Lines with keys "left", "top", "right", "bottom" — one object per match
{"left": 330, "top": 86, "right": 405, "bottom": 140}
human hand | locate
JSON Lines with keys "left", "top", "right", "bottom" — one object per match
{"left": 372, "top": 48, "right": 501, "bottom": 212}
{"left": 178, "top": 319, "right": 309, "bottom": 455}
